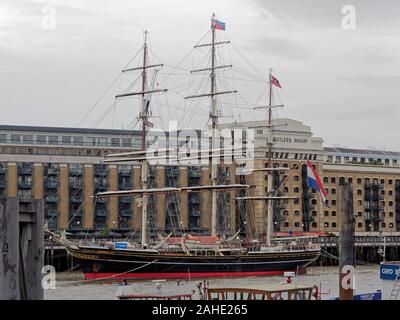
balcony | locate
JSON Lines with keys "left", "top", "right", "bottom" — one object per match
{"left": 189, "top": 209, "right": 201, "bottom": 217}
{"left": 46, "top": 167, "right": 59, "bottom": 175}
{"left": 118, "top": 168, "right": 132, "bottom": 176}
{"left": 69, "top": 181, "right": 83, "bottom": 189}
{"left": 69, "top": 168, "right": 83, "bottom": 176}
{"left": 371, "top": 183, "right": 384, "bottom": 189}
{"left": 19, "top": 166, "right": 32, "bottom": 175}
{"left": 365, "top": 194, "right": 384, "bottom": 201}
{"left": 94, "top": 165, "right": 107, "bottom": 177}
{"left": 45, "top": 210, "right": 58, "bottom": 217}
{"left": 70, "top": 196, "right": 83, "bottom": 203}
{"left": 118, "top": 182, "right": 132, "bottom": 190}
{"left": 45, "top": 195, "right": 58, "bottom": 203}
{"left": 118, "top": 197, "right": 132, "bottom": 205}
{"left": 96, "top": 197, "right": 107, "bottom": 204}
{"left": 69, "top": 211, "right": 83, "bottom": 217}
{"left": 120, "top": 210, "right": 132, "bottom": 217}
{"left": 95, "top": 185, "right": 108, "bottom": 193}
{"left": 188, "top": 167, "right": 202, "bottom": 178}
{"left": 94, "top": 210, "right": 108, "bottom": 216}
{"left": 18, "top": 182, "right": 32, "bottom": 189}
{"left": 18, "top": 195, "right": 32, "bottom": 202}
{"left": 45, "top": 180, "right": 59, "bottom": 188}
{"left": 189, "top": 197, "right": 201, "bottom": 204}
{"left": 365, "top": 203, "right": 384, "bottom": 212}
{"left": 165, "top": 167, "right": 180, "bottom": 178}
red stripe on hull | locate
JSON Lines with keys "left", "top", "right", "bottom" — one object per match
{"left": 84, "top": 270, "right": 305, "bottom": 280}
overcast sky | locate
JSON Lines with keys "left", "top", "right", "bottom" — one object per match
{"left": 1, "top": 0, "right": 400, "bottom": 150}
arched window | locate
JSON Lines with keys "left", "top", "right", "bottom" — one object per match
{"left": 332, "top": 222, "right": 337, "bottom": 228}
{"left": 311, "top": 222, "right": 317, "bottom": 228}
{"left": 358, "top": 222, "right": 363, "bottom": 228}
{"left": 312, "top": 210, "right": 317, "bottom": 216}
{"left": 357, "top": 178, "right": 362, "bottom": 184}
{"left": 283, "top": 210, "right": 289, "bottom": 216}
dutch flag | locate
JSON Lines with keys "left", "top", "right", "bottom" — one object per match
{"left": 306, "top": 160, "right": 329, "bottom": 207}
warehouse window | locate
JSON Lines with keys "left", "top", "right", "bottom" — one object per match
{"left": 311, "top": 222, "right": 317, "bottom": 228}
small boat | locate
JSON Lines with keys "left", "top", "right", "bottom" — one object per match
{"left": 115, "top": 279, "right": 200, "bottom": 300}
{"left": 206, "top": 283, "right": 319, "bottom": 300}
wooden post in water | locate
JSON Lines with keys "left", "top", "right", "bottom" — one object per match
{"left": 0, "top": 198, "right": 20, "bottom": 300}
{"left": 339, "top": 182, "right": 355, "bottom": 300}
{"left": 0, "top": 198, "right": 44, "bottom": 300}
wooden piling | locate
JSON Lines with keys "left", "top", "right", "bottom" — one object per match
{"left": 0, "top": 198, "right": 19, "bottom": 300}
{"left": 0, "top": 198, "right": 44, "bottom": 300}
{"left": 339, "top": 183, "right": 355, "bottom": 300}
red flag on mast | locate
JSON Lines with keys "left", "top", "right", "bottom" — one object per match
{"left": 271, "top": 75, "right": 282, "bottom": 88}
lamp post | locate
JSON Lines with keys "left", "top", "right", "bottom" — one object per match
{"left": 377, "top": 231, "right": 386, "bottom": 263}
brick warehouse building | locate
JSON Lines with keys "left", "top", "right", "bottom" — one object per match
{"left": 0, "top": 120, "right": 400, "bottom": 236}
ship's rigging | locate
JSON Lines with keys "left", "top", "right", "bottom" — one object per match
{"left": 43, "top": 14, "right": 321, "bottom": 281}
{"left": 45, "top": 14, "right": 293, "bottom": 245}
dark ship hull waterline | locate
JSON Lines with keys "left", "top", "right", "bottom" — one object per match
{"left": 70, "top": 246, "right": 320, "bottom": 280}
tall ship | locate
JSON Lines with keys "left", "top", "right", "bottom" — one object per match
{"left": 45, "top": 14, "right": 321, "bottom": 280}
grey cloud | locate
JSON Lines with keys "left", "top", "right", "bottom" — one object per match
{"left": 244, "top": 36, "right": 309, "bottom": 60}
{"left": 250, "top": 0, "right": 400, "bottom": 29}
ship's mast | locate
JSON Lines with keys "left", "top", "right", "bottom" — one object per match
{"left": 266, "top": 69, "right": 274, "bottom": 246}
{"left": 115, "top": 30, "right": 166, "bottom": 247}
{"left": 210, "top": 13, "right": 218, "bottom": 236}
{"left": 185, "top": 14, "right": 235, "bottom": 237}
{"left": 140, "top": 31, "right": 149, "bottom": 247}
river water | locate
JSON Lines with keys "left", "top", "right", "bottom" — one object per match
{"left": 44, "top": 265, "right": 382, "bottom": 300}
